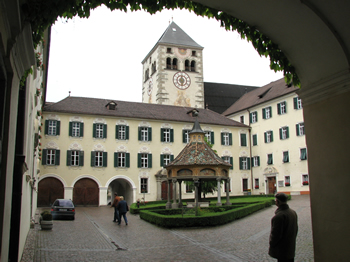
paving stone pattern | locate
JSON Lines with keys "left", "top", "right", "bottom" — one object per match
{"left": 21, "top": 195, "right": 314, "bottom": 262}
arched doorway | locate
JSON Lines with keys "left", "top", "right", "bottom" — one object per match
{"left": 73, "top": 178, "right": 99, "bottom": 206}
{"left": 108, "top": 178, "right": 133, "bottom": 205}
{"left": 161, "top": 181, "right": 173, "bottom": 200}
{"left": 38, "top": 177, "right": 64, "bottom": 207}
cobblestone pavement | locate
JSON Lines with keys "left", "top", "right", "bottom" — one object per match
{"left": 21, "top": 195, "right": 314, "bottom": 262}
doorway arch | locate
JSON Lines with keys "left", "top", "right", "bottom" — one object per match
{"left": 106, "top": 175, "right": 135, "bottom": 205}
{"left": 73, "top": 178, "right": 99, "bottom": 206}
{"left": 37, "top": 177, "right": 64, "bottom": 207}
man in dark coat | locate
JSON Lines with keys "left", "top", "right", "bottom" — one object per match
{"left": 116, "top": 196, "right": 128, "bottom": 225}
{"left": 110, "top": 193, "right": 121, "bottom": 223}
{"left": 269, "top": 192, "right": 298, "bottom": 262}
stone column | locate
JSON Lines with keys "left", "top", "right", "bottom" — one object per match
{"left": 155, "top": 174, "right": 163, "bottom": 201}
{"left": 216, "top": 178, "right": 222, "bottom": 206}
{"left": 99, "top": 187, "right": 108, "bottom": 206}
{"left": 194, "top": 178, "right": 199, "bottom": 216}
{"left": 226, "top": 178, "right": 232, "bottom": 205}
{"left": 178, "top": 180, "right": 183, "bottom": 208}
{"left": 171, "top": 178, "right": 178, "bottom": 209}
{"left": 166, "top": 179, "right": 171, "bottom": 209}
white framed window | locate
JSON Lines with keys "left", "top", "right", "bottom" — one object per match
{"left": 163, "top": 154, "right": 171, "bottom": 166}
{"left": 250, "top": 111, "right": 258, "bottom": 123}
{"left": 47, "top": 149, "right": 56, "bottom": 165}
{"left": 297, "top": 123, "right": 305, "bottom": 136}
{"left": 267, "top": 154, "right": 273, "bottom": 165}
{"left": 294, "top": 97, "right": 303, "bottom": 109}
{"left": 254, "top": 178, "right": 259, "bottom": 189}
{"left": 118, "top": 125, "right": 126, "bottom": 140}
{"left": 239, "top": 157, "right": 250, "bottom": 170}
{"left": 300, "top": 148, "right": 307, "bottom": 160}
{"left": 240, "top": 115, "right": 244, "bottom": 124}
{"left": 252, "top": 156, "right": 260, "bottom": 167}
{"left": 302, "top": 174, "right": 309, "bottom": 185}
{"left": 222, "top": 132, "right": 232, "bottom": 146}
{"left": 141, "top": 153, "right": 148, "bottom": 168}
{"left": 71, "top": 150, "right": 79, "bottom": 166}
{"left": 141, "top": 178, "right": 148, "bottom": 193}
{"left": 263, "top": 106, "right": 272, "bottom": 119}
{"left": 205, "top": 131, "right": 212, "bottom": 143}
{"left": 161, "top": 128, "right": 173, "bottom": 142}
{"left": 265, "top": 130, "right": 273, "bottom": 143}
{"left": 285, "top": 176, "right": 291, "bottom": 186}
{"left": 283, "top": 151, "right": 289, "bottom": 163}
{"left": 48, "top": 120, "right": 57, "bottom": 135}
{"left": 141, "top": 127, "right": 148, "bottom": 141}
{"left": 72, "top": 122, "right": 80, "bottom": 137}
{"left": 183, "top": 130, "right": 190, "bottom": 143}
{"left": 278, "top": 101, "right": 287, "bottom": 115}
{"left": 96, "top": 124, "right": 104, "bottom": 138}
{"left": 118, "top": 152, "right": 126, "bottom": 167}
{"left": 280, "top": 126, "right": 289, "bottom": 140}
{"left": 95, "top": 151, "right": 103, "bottom": 167}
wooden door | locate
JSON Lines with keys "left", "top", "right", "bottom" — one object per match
{"left": 268, "top": 177, "right": 276, "bottom": 194}
{"left": 73, "top": 178, "right": 99, "bottom": 206}
{"left": 38, "top": 177, "right": 64, "bottom": 207}
{"left": 161, "top": 181, "right": 173, "bottom": 200}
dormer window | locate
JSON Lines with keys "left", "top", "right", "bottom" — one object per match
{"left": 187, "top": 109, "right": 199, "bottom": 117}
{"left": 106, "top": 102, "right": 117, "bottom": 110}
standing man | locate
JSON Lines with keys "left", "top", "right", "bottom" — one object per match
{"left": 110, "top": 193, "right": 120, "bottom": 223}
{"left": 116, "top": 196, "right": 128, "bottom": 225}
{"left": 269, "top": 192, "right": 298, "bottom": 262}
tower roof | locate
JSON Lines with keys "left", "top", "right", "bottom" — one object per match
{"left": 157, "top": 21, "right": 203, "bottom": 48}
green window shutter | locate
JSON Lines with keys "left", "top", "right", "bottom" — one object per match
{"left": 255, "top": 112, "right": 258, "bottom": 122}
{"left": 138, "top": 127, "right": 141, "bottom": 140}
{"left": 271, "top": 131, "right": 274, "bottom": 142}
{"left": 148, "top": 154, "right": 152, "bottom": 168}
{"left": 221, "top": 133, "right": 224, "bottom": 145}
{"left": 249, "top": 113, "right": 252, "bottom": 124}
{"left": 69, "top": 122, "right": 72, "bottom": 136}
{"left": 286, "top": 126, "right": 289, "bottom": 138}
{"left": 301, "top": 149, "right": 307, "bottom": 160}
{"left": 257, "top": 156, "right": 260, "bottom": 166}
{"left": 230, "top": 157, "right": 233, "bottom": 170}
{"left": 241, "top": 134, "right": 247, "bottom": 146}
{"left": 67, "top": 150, "right": 71, "bottom": 166}
{"left": 137, "top": 153, "right": 141, "bottom": 168}
{"left": 56, "top": 121, "right": 60, "bottom": 135}
{"left": 170, "top": 129, "right": 174, "bottom": 142}
{"left": 264, "top": 132, "right": 267, "bottom": 143}
{"left": 93, "top": 124, "right": 96, "bottom": 138}
{"left": 211, "top": 132, "right": 215, "bottom": 144}
{"left": 42, "top": 149, "right": 47, "bottom": 165}
{"left": 125, "top": 126, "right": 129, "bottom": 140}
{"left": 253, "top": 134, "right": 257, "bottom": 146}
{"left": 229, "top": 133, "right": 232, "bottom": 145}
{"left": 103, "top": 152, "right": 107, "bottom": 167}
{"left": 277, "top": 103, "right": 281, "bottom": 115}
{"left": 247, "top": 157, "right": 251, "bottom": 170}
{"left": 80, "top": 122, "right": 84, "bottom": 137}
{"left": 294, "top": 97, "right": 298, "bottom": 109}
{"left": 103, "top": 124, "right": 107, "bottom": 138}
{"left": 114, "top": 152, "right": 118, "bottom": 167}
{"left": 239, "top": 157, "right": 243, "bottom": 170}
{"left": 269, "top": 106, "right": 272, "bottom": 117}
{"left": 45, "top": 120, "right": 49, "bottom": 135}
{"left": 115, "top": 125, "right": 119, "bottom": 139}
{"left": 55, "top": 150, "right": 60, "bottom": 165}
{"left": 126, "top": 153, "right": 130, "bottom": 167}
{"left": 170, "top": 155, "right": 174, "bottom": 162}
{"left": 91, "top": 151, "right": 95, "bottom": 167}
{"left": 148, "top": 127, "right": 152, "bottom": 141}
{"left": 284, "top": 102, "right": 287, "bottom": 113}
{"left": 160, "top": 154, "right": 164, "bottom": 167}
{"left": 182, "top": 130, "right": 186, "bottom": 143}
{"left": 79, "top": 151, "right": 84, "bottom": 166}
{"left": 296, "top": 124, "right": 300, "bottom": 136}
{"left": 161, "top": 128, "right": 164, "bottom": 142}
{"left": 262, "top": 108, "right": 266, "bottom": 119}
{"left": 279, "top": 128, "right": 283, "bottom": 140}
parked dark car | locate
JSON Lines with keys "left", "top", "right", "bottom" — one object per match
{"left": 51, "top": 199, "right": 75, "bottom": 220}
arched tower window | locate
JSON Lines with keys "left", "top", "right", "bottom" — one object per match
{"left": 172, "top": 58, "right": 178, "bottom": 70}
{"left": 166, "top": 57, "right": 171, "bottom": 69}
{"left": 185, "top": 60, "right": 190, "bottom": 71}
{"left": 191, "top": 60, "right": 196, "bottom": 72}
{"left": 145, "top": 69, "right": 149, "bottom": 81}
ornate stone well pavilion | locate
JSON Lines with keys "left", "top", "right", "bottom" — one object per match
{"left": 165, "top": 118, "right": 232, "bottom": 209}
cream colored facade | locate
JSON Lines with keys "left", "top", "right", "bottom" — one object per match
{"left": 227, "top": 92, "right": 309, "bottom": 195}
{"left": 39, "top": 111, "right": 250, "bottom": 206}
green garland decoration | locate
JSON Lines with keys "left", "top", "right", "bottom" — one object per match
{"left": 21, "top": 0, "right": 300, "bottom": 86}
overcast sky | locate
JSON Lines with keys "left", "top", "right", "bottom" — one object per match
{"left": 46, "top": 6, "right": 283, "bottom": 103}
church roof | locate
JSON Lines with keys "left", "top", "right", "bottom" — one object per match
{"left": 157, "top": 21, "right": 202, "bottom": 48}
{"left": 222, "top": 78, "right": 299, "bottom": 116}
{"left": 142, "top": 21, "right": 202, "bottom": 63}
{"left": 204, "top": 82, "right": 259, "bottom": 114}
{"left": 43, "top": 96, "right": 248, "bottom": 127}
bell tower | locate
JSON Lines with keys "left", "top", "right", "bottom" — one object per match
{"left": 142, "top": 22, "right": 204, "bottom": 108}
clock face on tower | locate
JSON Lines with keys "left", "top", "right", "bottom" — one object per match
{"left": 173, "top": 72, "right": 191, "bottom": 90}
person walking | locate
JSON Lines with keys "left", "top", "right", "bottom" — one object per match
{"left": 116, "top": 196, "right": 129, "bottom": 225}
{"left": 269, "top": 192, "right": 298, "bottom": 262}
{"left": 110, "top": 193, "right": 121, "bottom": 223}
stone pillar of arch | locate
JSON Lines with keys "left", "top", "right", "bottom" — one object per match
{"left": 100, "top": 187, "right": 108, "bottom": 206}
{"left": 216, "top": 178, "right": 222, "bottom": 206}
{"left": 226, "top": 178, "right": 232, "bottom": 206}
{"left": 166, "top": 180, "right": 172, "bottom": 209}
{"left": 178, "top": 180, "right": 183, "bottom": 208}
{"left": 64, "top": 187, "right": 73, "bottom": 200}
{"left": 171, "top": 178, "right": 178, "bottom": 209}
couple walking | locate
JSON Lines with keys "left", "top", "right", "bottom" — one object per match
{"left": 110, "top": 193, "right": 129, "bottom": 225}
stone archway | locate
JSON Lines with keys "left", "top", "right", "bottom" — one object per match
{"left": 38, "top": 177, "right": 64, "bottom": 207}
{"left": 73, "top": 178, "right": 99, "bottom": 206}
{"left": 108, "top": 178, "right": 133, "bottom": 205}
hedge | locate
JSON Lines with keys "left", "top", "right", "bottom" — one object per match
{"left": 139, "top": 199, "right": 274, "bottom": 228}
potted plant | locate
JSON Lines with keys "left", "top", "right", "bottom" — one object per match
{"left": 255, "top": 185, "right": 259, "bottom": 189}
{"left": 285, "top": 182, "right": 290, "bottom": 186}
{"left": 303, "top": 181, "right": 309, "bottom": 185}
{"left": 40, "top": 210, "right": 53, "bottom": 230}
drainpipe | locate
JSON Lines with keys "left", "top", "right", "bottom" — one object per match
{"left": 247, "top": 110, "right": 254, "bottom": 192}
